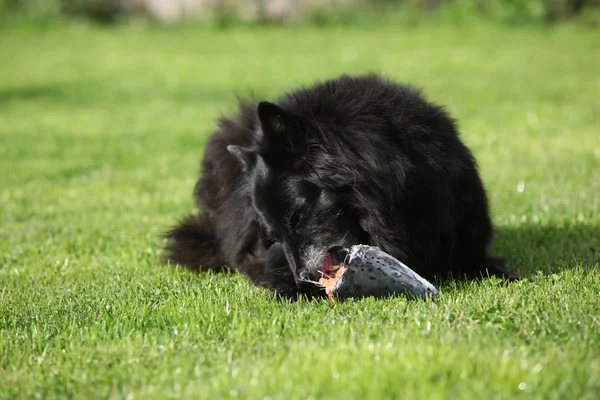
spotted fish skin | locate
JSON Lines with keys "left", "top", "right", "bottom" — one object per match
{"left": 333, "top": 245, "right": 439, "bottom": 300}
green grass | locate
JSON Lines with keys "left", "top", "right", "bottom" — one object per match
{"left": 1, "top": 23, "right": 599, "bottom": 399}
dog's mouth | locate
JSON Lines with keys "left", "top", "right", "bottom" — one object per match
{"left": 322, "top": 246, "right": 350, "bottom": 276}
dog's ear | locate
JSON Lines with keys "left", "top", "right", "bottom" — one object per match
{"left": 257, "top": 101, "right": 297, "bottom": 134}
{"left": 257, "top": 101, "right": 304, "bottom": 152}
{"left": 227, "top": 145, "right": 254, "bottom": 172}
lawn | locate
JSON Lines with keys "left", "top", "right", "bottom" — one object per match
{"left": 1, "top": 22, "right": 599, "bottom": 399}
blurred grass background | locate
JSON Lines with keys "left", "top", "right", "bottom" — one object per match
{"left": 1, "top": 1, "right": 600, "bottom": 399}
{"left": 1, "top": 0, "right": 600, "bottom": 27}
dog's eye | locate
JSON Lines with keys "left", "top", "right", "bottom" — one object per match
{"left": 301, "top": 181, "right": 321, "bottom": 202}
{"left": 288, "top": 209, "right": 305, "bottom": 227}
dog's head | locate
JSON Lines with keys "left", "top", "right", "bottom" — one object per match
{"left": 227, "top": 101, "right": 388, "bottom": 289}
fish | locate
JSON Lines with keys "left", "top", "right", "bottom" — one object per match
{"left": 318, "top": 245, "right": 439, "bottom": 302}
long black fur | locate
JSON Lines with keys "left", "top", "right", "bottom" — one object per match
{"left": 163, "top": 74, "right": 518, "bottom": 299}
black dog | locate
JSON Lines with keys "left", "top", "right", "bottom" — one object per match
{"left": 164, "top": 74, "right": 517, "bottom": 299}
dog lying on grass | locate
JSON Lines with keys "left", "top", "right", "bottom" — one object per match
{"left": 163, "top": 74, "right": 518, "bottom": 299}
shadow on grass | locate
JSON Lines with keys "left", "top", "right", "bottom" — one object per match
{"left": 492, "top": 223, "right": 599, "bottom": 276}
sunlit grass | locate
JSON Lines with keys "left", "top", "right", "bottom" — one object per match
{"left": 1, "top": 24, "right": 599, "bottom": 399}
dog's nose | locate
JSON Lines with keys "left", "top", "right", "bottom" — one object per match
{"left": 299, "top": 271, "right": 311, "bottom": 281}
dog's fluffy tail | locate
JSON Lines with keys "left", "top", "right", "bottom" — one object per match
{"left": 162, "top": 214, "right": 226, "bottom": 272}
